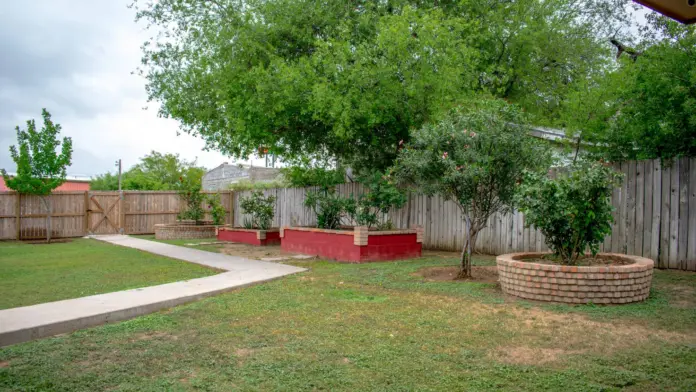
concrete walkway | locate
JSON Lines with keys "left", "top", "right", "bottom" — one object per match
{"left": 0, "top": 236, "right": 306, "bottom": 347}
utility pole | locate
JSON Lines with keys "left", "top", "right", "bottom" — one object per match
{"left": 115, "top": 159, "right": 122, "bottom": 191}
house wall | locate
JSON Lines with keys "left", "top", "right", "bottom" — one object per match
{"left": 202, "top": 164, "right": 280, "bottom": 190}
{"left": 0, "top": 177, "right": 89, "bottom": 191}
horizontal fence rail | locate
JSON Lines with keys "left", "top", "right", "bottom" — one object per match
{"left": 1, "top": 158, "right": 694, "bottom": 271}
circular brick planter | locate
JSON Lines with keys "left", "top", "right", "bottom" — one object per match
{"left": 154, "top": 224, "right": 221, "bottom": 240}
{"left": 496, "top": 252, "right": 654, "bottom": 304}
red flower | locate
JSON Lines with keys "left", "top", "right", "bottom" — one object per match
{"left": 442, "top": 152, "right": 448, "bottom": 159}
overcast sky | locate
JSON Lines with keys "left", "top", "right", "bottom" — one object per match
{"left": 0, "top": 0, "right": 267, "bottom": 178}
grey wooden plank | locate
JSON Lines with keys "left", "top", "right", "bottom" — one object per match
{"left": 642, "top": 160, "right": 653, "bottom": 258}
{"left": 619, "top": 163, "right": 629, "bottom": 254}
{"left": 634, "top": 161, "right": 644, "bottom": 256}
{"left": 678, "top": 158, "right": 689, "bottom": 270}
{"left": 626, "top": 161, "right": 637, "bottom": 255}
{"left": 660, "top": 161, "right": 671, "bottom": 268}
{"left": 669, "top": 160, "right": 680, "bottom": 269}
{"left": 651, "top": 160, "right": 662, "bottom": 262}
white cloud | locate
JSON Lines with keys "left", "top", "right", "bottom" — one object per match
{"left": 0, "top": 0, "right": 267, "bottom": 177}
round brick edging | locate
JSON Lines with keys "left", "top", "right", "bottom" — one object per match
{"left": 154, "top": 224, "right": 220, "bottom": 240}
{"left": 496, "top": 252, "right": 654, "bottom": 304}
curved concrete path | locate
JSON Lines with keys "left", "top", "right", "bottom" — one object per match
{"left": 0, "top": 236, "right": 306, "bottom": 347}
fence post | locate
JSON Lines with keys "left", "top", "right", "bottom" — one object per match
{"left": 83, "top": 191, "right": 89, "bottom": 235}
{"left": 119, "top": 191, "right": 126, "bottom": 234}
{"left": 15, "top": 192, "right": 20, "bottom": 240}
{"left": 229, "top": 191, "right": 235, "bottom": 226}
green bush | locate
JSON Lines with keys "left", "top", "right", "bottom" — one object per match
{"left": 281, "top": 162, "right": 345, "bottom": 188}
{"left": 516, "top": 160, "right": 622, "bottom": 265}
{"left": 177, "top": 179, "right": 206, "bottom": 223}
{"left": 206, "top": 194, "right": 227, "bottom": 225}
{"left": 304, "top": 190, "right": 354, "bottom": 230}
{"left": 350, "top": 172, "right": 407, "bottom": 229}
{"left": 239, "top": 190, "right": 276, "bottom": 230}
{"left": 228, "top": 178, "right": 288, "bottom": 191}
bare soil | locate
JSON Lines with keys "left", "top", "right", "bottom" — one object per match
{"left": 218, "top": 243, "right": 311, "bottom": 261}
{"left": 521, "top": 254, "right": 633, "bottom": 267}
{"left": 415, "top": 266, "right": 499, "bottom": 284}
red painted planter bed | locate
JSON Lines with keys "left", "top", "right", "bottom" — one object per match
{"left": 280, "top": 226, "right": 423, "bottom": 263}
{"left": 216, "top": 227, "right": 281, "bottom": 246}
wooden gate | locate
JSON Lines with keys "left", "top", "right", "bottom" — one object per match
{"left": 87, "top": 192, "right": 123, "bottom": 235}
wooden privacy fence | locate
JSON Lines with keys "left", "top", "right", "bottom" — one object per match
{"left": 1, "top": 158, "right": 694, "bottom": 271}
{"left": 0, "top": 191, "right": 234, "bottom": 239}
{"left": 232, "top": 158, "right": 696, "bottom": 271}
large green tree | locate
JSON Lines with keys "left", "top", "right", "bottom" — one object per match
{"left": 561, "top": 15, "right": 696, "bottom": 161}
{"left": 133, "top": 0, "right": 625, "bottom": 171}
{"left": 90, "top": 151, "right": 206, "bottom": 191}
{"left": 1, "top": 109, "right": 73, "bottom": 242}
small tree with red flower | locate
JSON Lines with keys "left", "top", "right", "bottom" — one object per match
{"left": 392, "top": 99, "right": 551, "bottom": 278}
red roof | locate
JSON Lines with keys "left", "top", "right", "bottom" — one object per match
{"left": 0, "top": 177, "right": 90, "bottom": 192}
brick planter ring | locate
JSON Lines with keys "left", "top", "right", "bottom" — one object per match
{"left": 154, "top": 224, "right": 220, "bottom": 240}
{"left": 496, "top": 252, "right": 654, "bottom": 304}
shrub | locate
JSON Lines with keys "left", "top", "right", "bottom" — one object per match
{"left": 228, "top": 178, "right": 288, "bottom": 191}
{"left": 239, "top": 190, "right": 276, "bottom": 230}
{"left": 206, "top": 194, "right": 227, "bottom": 225}
{"left": 177, "top": 180, "right": 206, "bottom": 223}
{"left": 350, "top": 172, "right": 407, "bottom": 229}
{"left": 304, "top": 189, "right": 354, "bottom": 230}
{"left": 281, "top": 160, "right": 345, "bottom": 188}
{"left": 516, "top": 160, "right": 622, "bottom": 265}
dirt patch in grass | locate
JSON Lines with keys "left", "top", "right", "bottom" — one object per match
{"left": 415, "top": 266, "right": 499, "bottom": 284}
{"left": 0, "top": 360, "right": 9, "bottom": 368}
{"left": 234, "top": 348, "right": 258, "bottom": 357}
{"left": 491, "top": 346, "right": 585, "bottom": 365}
{"left": 219, "top": 243, "right": 309, "bottom": 260}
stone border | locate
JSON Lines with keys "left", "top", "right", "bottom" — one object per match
{"left": 154, "top": 223, "right": 222, "bottom": 240}
{"left": 496, "top": 252, "right": 654, "bottom": 304}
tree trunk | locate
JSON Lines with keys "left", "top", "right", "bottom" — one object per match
{"left": 40, "top": 196, "right": 52, "bottom": 243}
{"left": 457, "top": 216, "right": 480, "bottom": 279}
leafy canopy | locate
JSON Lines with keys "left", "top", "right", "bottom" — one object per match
{"left": 516, "top": 160, "right": 622, "bottom": 264}
{"left": 561, "top": 16, "right": 696, "bottom": 161}
{"left": 90, "top": 151, "right": 206, "bottom": 191}
{"left": 133, "top": 0, "right": 624, "bottom": 171}
{"left": 1, "top": 109, "right": 73, "bottom": 195}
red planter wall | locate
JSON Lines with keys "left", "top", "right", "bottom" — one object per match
{"left": 280, "top": 227, "right": 423, "bottom": 263}
{"left": 217, "top": 228, "right": 281, "bottom": 246}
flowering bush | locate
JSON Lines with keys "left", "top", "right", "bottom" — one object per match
{"left": 207, "top": 194, "right": 227, "bottom": 225}
{"left": 516, "top": 159, "right": 622, "bottom": 264}
{"left": 239, "top": 190, "right": 276, "bottom": 230}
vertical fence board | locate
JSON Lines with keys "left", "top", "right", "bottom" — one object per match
{"left": 678, "top": 158, "right": 690, "bottom": 270}
{"left": 688, "top": 158, "right": 696, "bottom": 272}
{"left": 669, "top": 160, "right": 680, "bottom": 269}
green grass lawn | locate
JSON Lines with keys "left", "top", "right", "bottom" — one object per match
{"left": 1, "top": 254, "right": 695, "bottom": 391}
{"left": 0, "top": 239, "right": 219, "bottom": 309}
